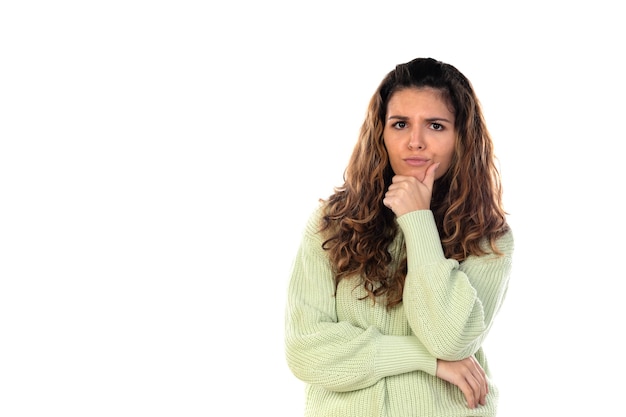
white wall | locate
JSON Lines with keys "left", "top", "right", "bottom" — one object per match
{"left": 1, "top": 1, "right": 624, "bottom": 416}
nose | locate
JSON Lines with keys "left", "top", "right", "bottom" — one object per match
{"left": 408, "top": 128, "right": 425, "bottom": 150}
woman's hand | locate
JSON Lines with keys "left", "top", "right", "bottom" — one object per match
{"left": 383, "top": 162, "right": 439, "bottom": 216}
{"left": 436, "top": 356, "right": 488, "bottom": 409}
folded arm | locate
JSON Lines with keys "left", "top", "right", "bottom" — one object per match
{"left": 285, "top": 212, "right": 437, "bottom": 392}
{"left": 398, "top": 210, "right": 514, "bottom": 361}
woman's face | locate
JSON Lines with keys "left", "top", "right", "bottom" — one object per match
{"left": 383, "top": 87, "right": 456, "bottom": 181}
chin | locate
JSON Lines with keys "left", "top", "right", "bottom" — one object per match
{"left": 407, "top": 169, "right": 426, "bottom": 179}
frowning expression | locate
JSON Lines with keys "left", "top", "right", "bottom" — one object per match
{"left": 383, "top": 87, "right": 456, "bottom": 181}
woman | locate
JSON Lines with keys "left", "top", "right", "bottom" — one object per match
{"left": 285, "top": 57, "right": 513, "bottom": 416}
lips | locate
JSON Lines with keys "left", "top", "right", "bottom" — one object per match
{"left": 404, "top": 157, "right": 429, "bottom": 167}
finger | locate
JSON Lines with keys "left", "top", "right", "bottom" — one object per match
{"left": 383, "top": 192, "right": 400, "bottom": 211}
{"left": 469, "top": 358, "right": 488, "bottom": 405}
{"left": 391, "top": 174, "right": 411, "bottom": 183}
{"left": 458, "top": 379, "right": 477, "bottom": 409}
{"left": 462, "top": 359, "right": 483, "bottom": 408}
{"left": 479, "top": 374, "right": 488, "bottom": 405}
{"left": 476, "top": 369, "right": 487, "bottom": 405}
{"left": 465, "top": 374, "right": 481, "bottom": 409}
{"left": 422, "top": 162, "right": 440, "bottom": 189}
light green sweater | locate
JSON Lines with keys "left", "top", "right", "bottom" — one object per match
{"left": 285, "top": 207, "right": 514, "bottom": 417}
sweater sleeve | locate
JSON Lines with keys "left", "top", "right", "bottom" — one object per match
{"left": 397, "top": 210, "right": 514, "bottom": 361}
{"left": 285, "top": 210, "right": 437, "bottom": 393}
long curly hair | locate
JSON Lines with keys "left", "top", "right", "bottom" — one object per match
{"left": 320, "top": 57, "right": 509, "bottom": 309}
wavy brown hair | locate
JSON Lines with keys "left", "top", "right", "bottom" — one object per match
{"left": 320, "top": 57, "right": 509, "bottom": 309}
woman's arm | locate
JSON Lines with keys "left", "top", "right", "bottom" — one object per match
{"left": 285, "top": 211, "right": 437, "bottom": 392}
{"left": 398, "top": 210, "right": 514, "bottom": 361}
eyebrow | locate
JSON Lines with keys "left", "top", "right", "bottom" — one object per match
{"left": 387, "top": 115, "right": 454, "bottom": 123}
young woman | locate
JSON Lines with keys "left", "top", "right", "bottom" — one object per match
{"left": 285, "top": 57, "right": 513, "bottom": 416}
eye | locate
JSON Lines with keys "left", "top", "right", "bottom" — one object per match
{"left": 392, "top": 121, "right": 407, "bottom": 129}
{"left": 431, "top": 122, "right": 443, "bottom": 131}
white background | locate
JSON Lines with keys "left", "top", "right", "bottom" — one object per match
{"left": 1, "top": 1, "right": 624, "bottom": 416}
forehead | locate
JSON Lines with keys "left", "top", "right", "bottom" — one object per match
{"left": 387, "top": 87, "right": 452, "bottom": 112}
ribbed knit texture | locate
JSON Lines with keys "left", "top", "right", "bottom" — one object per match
{"left": 285, "top": 207, "right": 514, "bottom": 417}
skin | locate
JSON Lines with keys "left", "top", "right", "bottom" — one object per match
{"left": 382, "top": 87, "right": 455, "bottom": 216}
{"left": 382, "top": 87, "right": 488, "bottom": 409}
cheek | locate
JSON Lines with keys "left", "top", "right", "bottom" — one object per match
{"left": 387, "top": 137, "right": 405, "bottom": 157}
{"left": 388, "top": 147, "right": 404, "bottom": 168}
{"left": 436, "top": 149, "right": 456, "bottom": 178}
{"left": 435, "top": 163, "right": 450, "bottom": 180}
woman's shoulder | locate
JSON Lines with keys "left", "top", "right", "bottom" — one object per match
{"left": 479, "top": 226, "right": 514, "bottom": 258}
{"left": 302, "top": 202, "right": 325, "bottom": 231}
{"left": 497, "top": 226, "right": 514, "bottom": 252}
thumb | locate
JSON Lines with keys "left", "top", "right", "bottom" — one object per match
{"left": 423, "top": 162, "right": 440, "bottom": 190}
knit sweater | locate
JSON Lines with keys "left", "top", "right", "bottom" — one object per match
{"left": 285, "top": 207, "right": 514, "bottom": 417}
